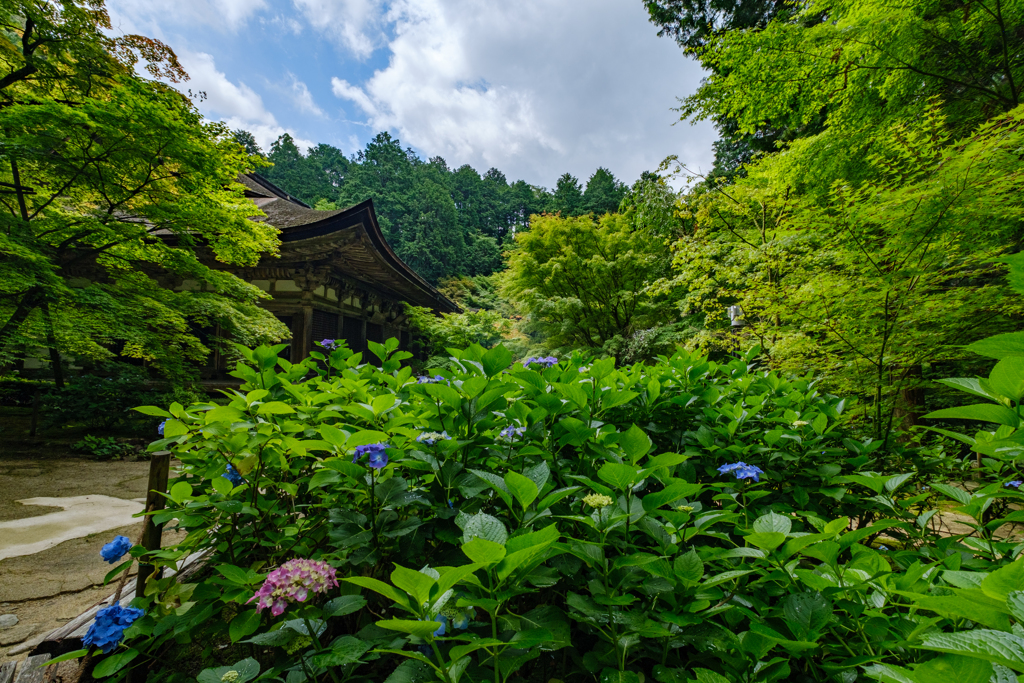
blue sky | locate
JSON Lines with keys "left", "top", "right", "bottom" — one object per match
{"left": 107, "top": 0, "right": 717, "bottom": 190}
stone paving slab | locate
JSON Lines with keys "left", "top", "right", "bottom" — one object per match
{"left": 0, "top": 458, "right": 154, "bottom": 663}
{"left": 0, "top": 497, "right": 145, "bottom": 561}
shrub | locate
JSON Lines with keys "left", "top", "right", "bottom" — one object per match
{"left": 109, "top": 340, "right": 1021, "bottom": 683}
{"left": 0, "top": 374, "right": 52, "bottom": 406}
{"left": 72, "top": 435, "right": 137, "bottom": 461}
{"left": 41, "top": 362, "right": 205, "bottom": 432}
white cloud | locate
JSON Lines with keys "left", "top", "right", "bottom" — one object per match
{"left": 107, "top": 0, "right": 268, "bottom": 34}
{"left": 292, "top": 0, "right": 383, "bottom": 58}
{"left": 328, "top": 0, "right": 716, "bottom": 187}
{"left": 331, "top": 78, "right": 378, "bottom": 118}
{"left": 181, "top": 52, "right": 315, "bottom": 152}
{"left": 290, "top": 75, "right": 327, "bottom": 117}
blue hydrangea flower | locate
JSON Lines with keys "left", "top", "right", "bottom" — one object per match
{"left": 353, "top": 443, "right": 389, "bottom": 469}
{"left": 222, "top": 464, "right": 244, "bottom": 487}
{"left": 416, "top": 431, "right": 449, "bottom": 446}
{"left": 417, "top": 375, "right": 446, "bottom": 384}
{"left": 157, "top": 420, "right": 166, "bottom": 437}
{"left": 499, "top": 425, "right": 526, "bottom": 441}
{"left": 83, "top": 604, "right": 145, "bottom": 653}
{"left": 717, "top": 462, "right": 764, "bottom": 482}
{"left": 318, "top": 339, "right": 339, "bottom": 350}
{"left": 440, "top": 604, "right": 472, "bottom": 630}
{"left": 524, "top": 356, "right": 558, "bottom": 368}
{"left": 451, "top": 611, "right": 471, "bottom": 630}
{"left": 433, "top": 614, "right": 447, "bottom": 637}
{"left": 1006, "top": 480, "right": 1023, "bottom": 488}
{"left": 100, "top": 536, "right": 133, "bottom": 564}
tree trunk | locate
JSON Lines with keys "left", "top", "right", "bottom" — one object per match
{"left": 892, "top": 363, "right": 925, "bottom": 438}
{"left": 42, "top": 302, "right": 64, "bottom": 389}
{"left": 0, "top": 287, "right": 42, "bottom": 353}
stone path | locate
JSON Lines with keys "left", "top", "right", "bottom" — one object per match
{"left": 0, "top": 459, "right": 154, "bottom": 662}
{"left": 0, "top": 496, "right": 145, "bottom": 561}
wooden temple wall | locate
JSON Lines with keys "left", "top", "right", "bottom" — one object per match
{"left": 179, "top": 270, "right": 420, "bottom": 375}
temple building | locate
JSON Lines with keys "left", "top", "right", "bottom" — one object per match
{"left": 198, "top": 174, "right": 458, "bottom": 371}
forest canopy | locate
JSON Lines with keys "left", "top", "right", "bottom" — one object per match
{"left": 235, "top": 129, "right": 630, "bottom": 283}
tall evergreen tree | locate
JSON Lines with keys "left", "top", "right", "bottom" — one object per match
{"left": 339, "top": 132, "right": 416, "bottom": 242}
{"left": 583, "top": 167, "right": 627, "bottom": 215}
{"left": 232, "top": 129, "right": 263, "bottom": 157}
{"left": 481, "top": 168, "right": 511, "bottom": 243}
{"left": 305, "top": 143, "right": 348, "bottom": 203}
{"left": 262, "top": 134, "right": 320, "bottom": 204}
{"left": 551, "top": 172, "right": 584, "bottom": 216}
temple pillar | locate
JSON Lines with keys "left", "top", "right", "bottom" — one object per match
{"left": 299, "top": 298, "right": 313, "bottom": 361}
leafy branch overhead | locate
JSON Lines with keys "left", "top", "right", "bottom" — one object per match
{"left": 0, "top": 1, "right": 287, "bottom": 378}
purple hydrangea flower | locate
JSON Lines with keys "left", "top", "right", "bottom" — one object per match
{"left": 100, "top": 535, "right": 133, "bottom": 564}
{"left": 222, "top": 464, "right": 244, "bottom": 487}
{"left": 83, "top": 604, "right": 145, "bottom": 653}
{"left": 417, "top": 375, "right": 447, "bottom": 384}
{"left": 499, "top": 425, "right": 526, "bottom": 441}
{"left": 157, "top": 420, "right": 166, "bottom": 436}
{"left": 318, "top": 339, "right": 339, "bottom": 351}
{"left": 524, "top": 356, "right": 558, "bottom": 368}
{"left": 717, "top": 462, "right": 764, "bottom": 482}
{"left": 249, "top": 559, "right": 339, "bottom": 616}
{"left": 1006, "top": 480, "right": 1023, "bottom": 488}
{"left": 353, "top": 442, "right": 389, "bottom": 469}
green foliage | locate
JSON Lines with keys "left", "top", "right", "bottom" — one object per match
{"left": 0, "top": 2, "right": 288, "bottom": 380}
{"left": 406, "top": 305, "right": 512, "bottom": 357}
{"left": 436, "top": 275, "right": 504, "bottom": 311}
{"left": 0, "top": 373, "right": 51, "bottom": 405}
{"left": 551, "top": 172, "right": 584, "bottom": 216}
{"left": 502, "top": 213, "right": 680, "bottom": 361}
{"left": 679, "top": 0, "right": 1024, "bottom": 192}
{"left": 42, "top": 362, "right": 203, "bottom": 432}
{"left": 661, "top": 102, "right": 1024, "bottom": 436}
{"left": 103, "top": 340, "right": 1024, "bottom": 683}
{"left": 337, "top": 134, "right": 516, "bottom": 283}
{"left": 582, "top": 167, "right": 628, "bottom": 216}
{"left": 238, "top": 129, "right": 634, "bottom": 282}
{"left": 72, "top": 434, "right": 137, "bottom": 461}
{"left": 643, "top": 0, "right": 794, "bottom": 54}
{"left": 618, "top": 170, "right": 684, "bottom": 237}
{"left": 261, "top": 134, "right": 348, "bottom": 207}
{"left": 923, "top": 323, "right": 1024, "bottom": 487}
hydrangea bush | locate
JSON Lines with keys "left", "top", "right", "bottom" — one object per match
{"left": 106, "top": 338, "right": 1024, "bottom": 683}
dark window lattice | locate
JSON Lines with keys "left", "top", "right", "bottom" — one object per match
{"left": 276, "top": 315, "right": 293, "bottom": 361}
{"left": 312, "top": 310, "right": 339, "bottom": 344}
{"left": 367, "top": 323, "right": 383, "bottom": 343}
{"left": 342, "top": 316, "right": 364, "bottom": 351}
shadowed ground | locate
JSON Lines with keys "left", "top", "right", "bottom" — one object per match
{"left": 0, "top": 458, "right": 161, "bottom": 662}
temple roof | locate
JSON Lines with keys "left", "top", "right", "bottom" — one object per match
{"left": 239, "top": 174, "right": 310, "bottom": 207}
{"left": 240, "top": 174, "right": 458, "bottom": 313}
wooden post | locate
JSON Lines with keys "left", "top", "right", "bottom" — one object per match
{"left": 136, "top": 451, "right": 171, "bottom": 599}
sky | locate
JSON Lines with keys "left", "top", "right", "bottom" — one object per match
{"left": 106, "top": 0, "right": 718, "bottom": 190}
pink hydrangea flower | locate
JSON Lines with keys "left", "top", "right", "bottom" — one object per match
{"left": 248, "top": 559, "right": 339, "bottom": 616}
